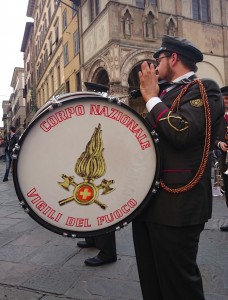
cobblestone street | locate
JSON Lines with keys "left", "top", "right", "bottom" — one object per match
{"left": 0, "top": 160, "right": 227, "bottom": 300}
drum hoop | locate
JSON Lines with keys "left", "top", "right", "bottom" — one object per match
{"left": 13, "top": 93, "right": 161, "bottom": 237}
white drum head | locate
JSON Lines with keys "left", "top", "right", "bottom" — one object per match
{"left": 13, "top": 93, "right": 160, "bottom": 237}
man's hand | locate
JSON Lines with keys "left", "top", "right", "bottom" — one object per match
{"left": 219, "top": 141, "right": 228, "bottom": 152}
{"left": 138, "top": 61, "right": 159, "bottom": 102}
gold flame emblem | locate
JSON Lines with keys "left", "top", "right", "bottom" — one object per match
{"left": 58, "top": 124, "right": 115, "bottom": 209}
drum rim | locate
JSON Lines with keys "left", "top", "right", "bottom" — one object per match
{"left": 13, "top": 93, "right": 161, "bottom": 238}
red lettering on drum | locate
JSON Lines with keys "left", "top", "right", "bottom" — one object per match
{"left": 127, "top": 198, "right": 137, "bottom": 208}
{"left": 97, "top": 198, "right": 138, "bottom": 226}
{"left": 121, "top": 204, "right": 131, "bottom": 214}
{"left": 90, "top": 105, "right": 108, "bottom": 116}
{"left": 108, "top": 108, "right": 123, "bottom": 121}
{"left": 65, "top": 217, "right": 91, "bottom": 227}
{"left": 140, "top": 140, "right": 151, "bottom": 150}
{"left": 55, "top": 110, "right": 68, "bottom": 122}
{"left": 113, "top": 209, "right": 123, "bottom": 219}
{"left": 64, "top": 106, "right": 76, "bottom": 118}
{"left": 40, "top": 121, "right": 52, "bottom": 132}
{"left": 47, "top": 115, "right": 58, "bottom": 127}
{"left": 27, "top": 188, "right": 42, "bottom": 202}
{"left": 36, "top": 200, "right": 47, "bottom": 211}
{"left": 120, "top": 114, "right": 130, "bottom": 125}
{"left": 40, "top": 105, "right": 85, "bottom": 132}
{"left": 90, "top": 104, "right": 151, "bottom": 150}
{"left": 26, "top": 188, "right": 63, "bottom": 223}
{"left": 75, "top": 105, "right": 85, "bottom": 116}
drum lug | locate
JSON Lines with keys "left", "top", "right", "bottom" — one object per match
{"left": 123, "top": 222, "right": 128, "bottom": 227}
{"left": 14, "top": 144, "right": 20, "bottom": 150}
{"left": 19, "top": 201, "right": 25, "bottom": 207}
{"left": 48, "top": 96, "right": 63, "bottom": 110}
{"left": 108, "top": 96, "right": 122, "bottom": 105}
{"left": 115, "top": 226, "right": 121, "bottom": 231}
{"left": 12, "top": 144, "right": 20, "bottom": 160}
{"left": 155, "top": 181, "right": 160, "bottom": 188}
{"left": 52, "top": 101, "right": 62, "bottom": 108}
{"left": 24, "top": 208, "right": 30, "bottom": 213}
{"left": 151, "top": 131, "right": 159, "bottom": 143}
{"left": 152, "top": 188, "right": 157, "bottom": 194}
{"left": 49, "top": 103, "right": 62, "bottom": 111}
{"left": 101, "top": 92, "right": 108, "bottom": 97}
{"left": 152, "top": 181, "right": 160, "bottom": 194}
{"left": 151, "top": 130, "right": 159, "bottom": 140}
{"left": 62, "top": 233, "right": 77, "bottom": 238}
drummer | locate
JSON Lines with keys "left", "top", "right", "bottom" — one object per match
{"left": 132, "top": 35, "right": 224, "bottom": 300}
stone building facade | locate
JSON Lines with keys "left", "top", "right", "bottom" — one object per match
{"left": 21, "top": 22, "right": 35, "bottom": 127}
{"left": 22, "top": 0, "right": 227, "bottom": 118}
{"left": 26, "top": 0, "right": 80, "bottom": 111}
{"left": 80, "top": 0, "right": 228, "bottom": 114}
{"left": 10, "top": 68, "right": 26, "bottom": 136}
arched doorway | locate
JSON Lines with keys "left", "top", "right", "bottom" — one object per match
{"left": 93, "top": 68, "right": 110, "bottom": 87}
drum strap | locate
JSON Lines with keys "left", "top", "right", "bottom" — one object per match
{"left": 160, "top": 79, "right": 211, "bottom": 194}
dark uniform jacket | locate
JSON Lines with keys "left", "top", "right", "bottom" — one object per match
{"left": 215, "top": 116, "right": 227, "bottom": 173}
{"left": 141, "top": 77, "right": 224, "bottom": 227}
{"left": 8, "top": 134, "right": 19, "bottom": 155}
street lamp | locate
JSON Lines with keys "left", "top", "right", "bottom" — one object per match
{"left": 55, "top": 0, "right": 80, "bottom": 11}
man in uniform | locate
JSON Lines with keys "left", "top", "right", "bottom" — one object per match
{"left": 132, "top": 35, "right": 224, "bottom": 300}
{"left": 215, "top": 86, "right": 228, "bottom": 231}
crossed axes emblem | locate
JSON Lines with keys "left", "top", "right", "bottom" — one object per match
{"left": 58, "top": 175, "right": 115, "bottom": 210}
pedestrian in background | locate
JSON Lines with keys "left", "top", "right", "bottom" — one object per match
{"left": 215, "top": 86, "right": 228, "bottom": 231}
{"left": 3, "top": 126, "right": 19, "bottom": 182}
{"left": 0, "top": 137, "right": 6, "bottom": 161}
{"left": 132, "top": 35, "right": 224, "bottom": 300}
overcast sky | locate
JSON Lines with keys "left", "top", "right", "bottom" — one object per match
{"left": 0, "top": 1, "right": 32, "bottom": 127}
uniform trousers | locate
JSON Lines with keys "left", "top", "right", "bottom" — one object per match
{"left": 85, "top": 231, "right": 116, "bottom": 260}
{"left": 132, "top": 219, "right": 205, "bottom": 300}
{"left": 4, "top": 151, "right": 11, "bottom": 179}
{"left": 222, "top": 173, "right": 228, "bottom": 207}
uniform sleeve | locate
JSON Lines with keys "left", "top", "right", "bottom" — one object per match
{"left": 146, "top": 79, "right": 224, "bottom": 149}
{"left": 215, "top": 116, "right": 226, "bottom": 145}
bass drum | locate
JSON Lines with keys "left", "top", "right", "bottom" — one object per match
{"left": 13, "top": 92, "right": 160, "bottom": 237}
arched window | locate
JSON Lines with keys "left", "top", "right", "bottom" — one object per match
{"left": 192, "top": 0, "right": 210, "bottom": 22}
{"left": 89, "top": 0, "right": 100, "bottom": 23}
{"left": 148, "top": 0, "right": 157, "bottom": 4}
{"left": 136, "top": 0, "right": 144, "bottom": 8}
